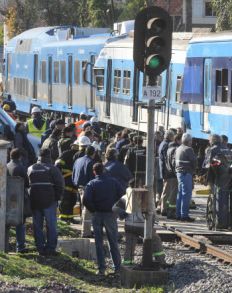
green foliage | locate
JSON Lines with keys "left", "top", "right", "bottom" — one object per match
{"left": 118, "top": 0, "right": 146, "bottom": 21}
{"left": 0, "top": 25, "right": 3, "bottom": 46}
{"left": 211, "top": 0, "right": 232, "bottom": 31}
{"left": 57, "top": 220, "right": 79, "bottom": 238}
{"left": 38, "top": 0, "right": 87, "bottom": 26}
{"left": 87, "top": 0, "right": 110, "bottom": 27}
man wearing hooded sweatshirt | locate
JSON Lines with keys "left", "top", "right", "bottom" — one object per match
{"left": 27, "top": 149, "right": 64, "bottom": 256}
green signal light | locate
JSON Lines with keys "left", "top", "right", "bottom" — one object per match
{"left": 149, "top": 56, "right": 161, "bottom": 68}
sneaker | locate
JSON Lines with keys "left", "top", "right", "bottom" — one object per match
{"left": 17, "top": 248, "right": 29, "bottom": 254}
{"left": 156, "top": 207, "right": 161, "bottom": 214}
{"left": 108, "top": 269, "right": 121, "bottom": 277}
{"left": 47, "top": 250, "right": 59, "bottom": 257}
{"left": 160, "top": 262, "right": 175, "bottom": 269}
{"left": 181, "top": 217, "right": 195, "bottom": 222}
{"left": 189, "top": 200, "right": 197, "bottom": 210}
{"left": 38, "top": 250, "right": 47, "bottom": 256}
{"left": 96, "top": 270, "right": 105, "bottom": 276}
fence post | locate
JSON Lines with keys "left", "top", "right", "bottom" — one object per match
{"left": 0, "top": 140, "right": 11, "bottom": 252}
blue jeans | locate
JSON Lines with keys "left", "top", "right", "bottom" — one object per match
{"left": 32, "top": 202, "right": 57, "bottom": 253}
{"left": 16, "top": 224, "right": 26, "bottom": 252}
{"left": 176, "top": 172, "right": 192, "bottom": 218}
{"left": 92, "top": 212, "right": 121, "bottom": 272}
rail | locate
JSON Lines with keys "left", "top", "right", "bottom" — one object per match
{"left": 157, "top": 222, "right": 232, "bottom": 264}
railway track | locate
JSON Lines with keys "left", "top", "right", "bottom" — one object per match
{"left": 158, "top": 222, "right": 232, "bottom": 265}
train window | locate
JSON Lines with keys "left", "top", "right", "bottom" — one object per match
{"left": 74, "top": 60, "right": 80, "bottom": 84}
{"left": 222, "top": 69, "right": 228, "bottom": 102}
{"left": 123, "top": 70, "right": 131, "bottom": 95}
{"left": 94, "top": 68, "right": 104, "bottom": 91}
{"left": 7, "top": 53, "right": 11, "bottom": 76}
{"left": 216, "top": 69, "right": 228, "bottom": 103}
{"left": 54, "top": 61, "right": 59, "bottom": 83}
{"left": 82, "top": 61, "right": 88, "bottom": 84}
{"left": 41, "top": 61, "right": 46, "bottom": 83}
{"left": 60, "top": 61, "right": 66, "bottom": 84}
{"left": 113, "top": 69, "right": 121, "bottom": 94}
{"left": 13, "top": 78, "right": 16, "bottom": 94}
{"left": 176, "top": 76, "right": 182, "bottom": 102}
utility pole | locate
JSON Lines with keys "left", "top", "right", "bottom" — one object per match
{"left": 0, "top": 140, "right": 11, "bottom": 252}
{"left": 184, "top": 0, "right": 192, "bottom": 32}
{"left": 134, "top": 6, "right": 172, "bottom": 267}
{"left": 110, "top": 0, "right": 115, "bottom": 24}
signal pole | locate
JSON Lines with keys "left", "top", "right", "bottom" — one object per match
{"left": 134, "top": 6, "right": 172, "bottom": 267}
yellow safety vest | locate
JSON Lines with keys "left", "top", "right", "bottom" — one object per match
{"left": 27, "top": 119, "right": 46, "bottom": 138}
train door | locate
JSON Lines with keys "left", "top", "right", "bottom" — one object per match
{"left": 132, "top": 66, "right": 140, "bottom": 122}
{"left": 203, "top": 58, "right": 212, "bottom": 132}
{"left": 90, "top": 55, "right": 96, "bottom": 110}
{"left": 105, "top": 59, "right": 112, "bottom": 117}
{"left": 68, "top": 55, "right": 73, "bottom": 109}
{"left": 48, "top": 56, "right": 52, "bottom": 105}
{"left": 33, "top": 54, "right": 38, "bottom": 101}
{"left": 5, "top": 53, "right": 12, "bottom": 92}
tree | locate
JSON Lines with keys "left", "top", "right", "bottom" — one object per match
{"left": 5, "top": 6, "right": 19, "bottom": 38}
{"left": 118, "top": 0, "right": 146, "bottom": 21}
{"left": 87, "top": 0, "right": 110, "bottom": 27}
{"left": 0, "top": 25, "right": 3, "bottom": 46}
{"left": 211, "top": 0, "right": 232, "bottom": 31}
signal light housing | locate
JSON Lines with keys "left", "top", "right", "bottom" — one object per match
{"left": 134, "top": 6, "right": 172, "bottom": 77}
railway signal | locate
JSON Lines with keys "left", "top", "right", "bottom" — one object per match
{"left": 133, "top": 6, "right": 172, "bottom": 77}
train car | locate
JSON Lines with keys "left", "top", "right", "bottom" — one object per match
{"left": 181, "top": 33, "right": 232, "bottom": 143}
{"left": 94, "top": 32, "right": 191, "bottom": 133}
{"left": 4, "top": 26, "right": 110, "bottom": 116}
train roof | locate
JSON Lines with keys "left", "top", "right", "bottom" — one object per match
{"left": 42, "top": 34, "right": 111, "bottom": 50}
{"left": 190, "top": 32, "right": 232, "bottom": 44}
{"left": 104, "top": 32, "right": 193, "bottom": 51}
{"left": 6, "top": 26, "right": 110, "bottom": 53}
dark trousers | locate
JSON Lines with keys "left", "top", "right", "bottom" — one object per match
{"left": 16, "top": 224, "right": 26, "bottom": 252}
{"left": 59, "top": 190, "right": 77, "bottom": 219}
{"left": 92, "top": 212, "right": 121, "bottom": 272}
{"left": 32, "top": 202, "right": 57, "bottom": 253}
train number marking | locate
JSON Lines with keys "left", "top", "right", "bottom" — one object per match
{"left": 143, "top": 86, "right": 162, "bottom": 101}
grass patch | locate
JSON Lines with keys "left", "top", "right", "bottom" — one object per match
{"left": 57, "top": 220, "right": 79, "bottom": 238}
{"left": 2, "top": 220, "right": 165, "bottom": 292}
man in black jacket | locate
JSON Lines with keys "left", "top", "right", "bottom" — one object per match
{"left": 41, "top": 128, "right": 62, "bottom": 163}
{"left": 7, "top": 148, "right": 29, "bottom": 253}
{"left": 73, "top": 145, "right": 95, "bottom": 237}
{"left": 27, "top": 149, "right": 64, "bottom": 255}
{"left": 165, "top": 134, "right": 182, "bottom": 219}
{"left": 124, "top": 136, "right": 146, "bottom": 187}
{"left": 158, "top": 130, "right": 174, "bottom": 216}
{"left": 83, "top": 163, "right": 124, "bottom": 276}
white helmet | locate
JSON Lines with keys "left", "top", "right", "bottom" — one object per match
{"left": 78, "top": 135, "right": 91, "bottom": 146}
{"left": 90, "top": 116, "right": 98, "bottom": 123}
{"left": 31, "top": 106, "right": 41, "bottom": 114}
{"left": 92, "top": 141, "right": 101, "bottom": 151}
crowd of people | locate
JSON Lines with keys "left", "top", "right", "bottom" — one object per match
{"left": 3, "top": 100, "right": 232, "bottom": 275}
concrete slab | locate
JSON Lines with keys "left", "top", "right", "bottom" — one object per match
{"left": 58, "top": 238, "right": 97, "bottom": 260}
{"left": 120, "top": 265, "right": 168, "bottom": 288}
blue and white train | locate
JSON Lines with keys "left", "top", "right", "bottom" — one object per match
{"left": 4, "top": 25, "right": 111, "bottom": 115}
{"left": 4, "top": 21, "right": 232, "bottom": 142}
{"left": 94, "top": 32, "right": 189, "bottom": 133}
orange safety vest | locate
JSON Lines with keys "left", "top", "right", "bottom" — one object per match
{"left": 75, "top": 119, "right": 86, "bottom": 137}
